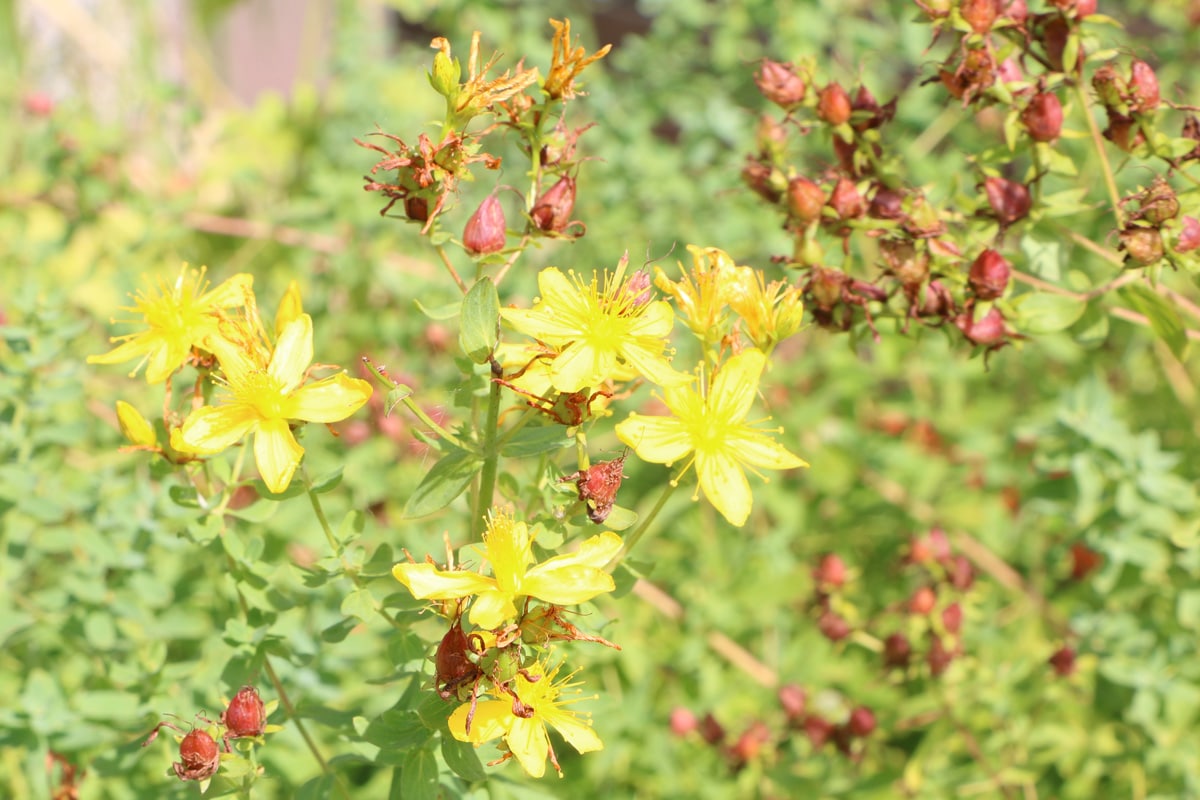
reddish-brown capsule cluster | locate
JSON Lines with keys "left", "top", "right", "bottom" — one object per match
{"left": 1117, "top": 178, "right": 1189, "bottom": 268}
{"left": 173, "top": 729, "right": 220, "bottom": 782}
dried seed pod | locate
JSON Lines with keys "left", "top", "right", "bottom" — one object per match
{"left": 1022, "top": 91, "right": 1063, "bottom": 142}
{"left": 968, "top": 249, "right": 1012, "bottom": 300}
{"left": 221, "top": 686, "right": 266, "bottom": 740}
{"left": 754, "top": 59, "right": 806, "bottom": 109}
{"left": 173, "top": 729, "right": 220, "bottom": 782}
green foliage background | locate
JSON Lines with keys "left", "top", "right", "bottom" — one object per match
{"left": 4, "top": 0, "right": 1200, "bottom": 797}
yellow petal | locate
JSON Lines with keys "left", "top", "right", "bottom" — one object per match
{"left": 616, "top": 414, "right": 692, "bottom": 465}
{"left": 180, "top": 405, "right": 257, "bottom": 454}
{"left": 696, "top": 450, "right": 753, "bottom": 527}
{"left": 505, "top": 716, "right": 550, "bottom": 778}
{"left": 535, "top": 532, "right": 623, "bottom": 571}
{"left": 116, "top": 401, "right": 157, "bottom": 447}
{"left": 253, "top": 417, "right": 305, "bottom": 494}
{"left": 549, "top": 340, "right": 612, "bottom": 393}
{"left": 727, "top": 430, "right": 809, "bottom": 470}
{"left": 537, "top": 268, "right": 589, "bottom": 321}
{"left": 625, "top": 299, "right": 676, "bottom": 340}
{"left": 392, "top": 563, "right": 495, "bottom": 600}
{"left": 268, "top": 314, "right": 314, "bottom": 392}
{"left": 273, "top": 280, "right": 304, "bottom": 338}
{"left": 543, "top": 708, "right": 603, "bottom": 755}
{"left": 467, "top": 588, "right": 519, "bottom": 629}
{"left": 199, "top": 272, "right": 254, "bottom": 309}
{"left": 522, "top": 564, "right": 615, "bottom": 606}
{"left": 291, "top": 374, "right": 372, "bottom": 423}
{"left": 87, "top": 335, "right": 154, "bottom": 366}
{"left": 618, "top": 341, "right": 691, "bottom": 388}
{"left": 709, "top": 349, "right": 765, "bottom": 423}
{"left": 144, "top": 335, "right": 195, "bottom": 384}
{"left": 448, "top": 700, "right": 511, "bottom": 744}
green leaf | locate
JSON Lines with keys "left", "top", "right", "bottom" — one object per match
{"left": 310, "top": 467, "right": 343, "bottom": 494}
{"left": 1121, "top": 284, "right": 1189, "bottom": 359}
{"left": 459, "top": 277, "right": 500, "bottom": 364}
{"left": 341, "top": 588, "right": 377, "bottom": 622}
{"left": 413, "top": 298, "right": 460, "bottom": 321}
{"left": 362, "top": 710, "right": 432, "bottom": 752}
{"left": 1070, "top": 301, "right": 1110, "bottom": 348}
{"left": 403, "top": 447, "right": 483, "bottom": 518}
{"left": 499, "top": 425, "right": 572, "bottom": 458}
{"left": 1017, "top": 292, "right": 1086, "bottom": 333}
{"left": 1020, "top": 237, "right": 1062, "bottom": 281}
{"left": 397, "top": 744, "right": 439, "bottom": 800}
{"left": 1177, "top": 590, "right": 1200, "bottom": 630}
{"left": 441, "top": 732, "right": 486, "bottom": 782}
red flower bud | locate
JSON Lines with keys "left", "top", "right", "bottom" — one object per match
{"left": 1128, "top": 60, "right": 1160, "bottom": 114}
{"left": 948, "top": 554, "right": 976, "bottom": 590}
{"left": 1053, "top": 0, "right": 1096, "bottom": 17}
{"left": 729, "top": 721, "right": 772, "bottom": 766}
{"left": 847, "top": 706, "right": 877, "bottom": 737}
{"left": 1176, "top": 216, "right": 1200, "bottom": 253}
{"left": 817, "top": 83, "right": 852, "bottom": 126}
{"left": 531, "top": 175, "right": 576, "bottom": 232}
{"left": 961, "top": 0, "right": 1001, "bottom": 34}
{"left": 462, "top": 194, "right": 506, "bottom": 255}
{"left": 174, "top": 729, "right": 220, "bottom": 782}
{"left": 787, "top": 177, "right": 826, "bottom": 224}
{"left": 941, "top": 602, "right": 964, "bottom": 634}
{"left": 1022, "top": 91, "right": 1063, "bottom": 142}
{"left": 828, "top": 177, "right": 866, "bottom": 220}
{"left": 968, "top": 249, "right": 1012, "bottom": 300}
{"left": 1048, "top": 645, "right": 1077, "bottom": 676}
{"left": 984, "top": 176, "right": 1032, "bottom": 226}
{"left": 1119, "top": 225, "right": 1165, "bottom": 267}
{"left": 956, "top": 306, "right": 1008, "bottom": 347}
{"left": 1003, "top": 0, "right": 1028, "bottom": 22}
{"left": 755, "top": 59, "right": 807, "bottom": 109}
{"left": 222, "top": 686, "right": 266, "bottom": 739}
{"left": 817, "top": 610, "right": 851, "bottom": 641}
{"left": 669, "top": 707, "right": 698, "bottom": 737}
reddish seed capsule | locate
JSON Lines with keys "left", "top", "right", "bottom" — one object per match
{"left": 803, "top": 714, "right": 834, "bottom": 748}
{"left": 813, "top": 553, "right": 847, "bottom": 590}
{"left": 729, "top": 721, "right": 772, "bottom": 766}
{"left": 1104, "top": 113, "right": 1145, "bottom": 153}
{"left": 817, "top": 610, "right": 851, "bottom": 642}
{"left": 984, "top": 176, "right": 1032, "bottom": 226}
{"left": 1176, "top": 216, "right": 1200, "bottom": 253}
{"left": 699, "top": 713, "right": 726, "bottom": 746}
{"left": 530, "top": 175, "right": 576, "bottom": 232}
{"left": 404, "top": 196, "right": 429, "bottom": 222}
{"left": 1041, "top": 17, "right": 1071, "bottom": 73}
{"left": 847, "top": 706, "right": 877, "bottom": 737}
{"left": 669, "top": 707, "right": 698, "bottom": 737}
{"left": 1128, "top": 60, "right": 1160, "bottom": 114}
{"left": 1022, "top": 91, "right": 1063, "bottom": 143}
{"left": 1049, "top": 645, "right": 1077, "bottom": 676}
{"left": 787, "top": 177, "right": 826, "bottom": 225}
{"left": 1069, "top": 542, "right": 1103, "bottom": 580}
{"left": 561, "top": 452, "right": 628, "bottom": 524}
{"left": 462, "top": 194, "right": 506, "bottom": 255}
{"left": 222, "top": 686, "right": 266, "bottom": 739}
{"left": 1003, "top": 0, "right": 1028, "bottom": 23}
{"left": 942, "top": 602, "right": 964, "bottom": 635}
{"left": 817, "top": 83, "right": 852, "bottom": 126}
{"left": 743, "top": 159, "right": 783, "bottom": 203}
{"left": 435, "top": 621, "right": 480, "bottom": 699}
{"left": 947, "top": 554, "right": 976, "bottom": 591}
{"left": 969, "top": 249, "right": 1012, "bottom": 300}
{"left": 956, "top": 306, "right": 1008, "bottom": 347}
{"left": 778, "top": 684, "right": 807, "bottom": 721}
{"left": 828, "top": 177, "right": 866, "bottom": 220}
{"left": 1119, "top": 225, "right": 1165, "bottom": 267}
{"left": 961, "top": 0, "right": 1001, "bottom": 34}
{"left": 754, "top": 59, "right": 807, "bottom": 109}
{"left": 174, "top": 729, "right": 220, "bottom": 782}
{"left": 883, "top": 632, "right": 912, "bottom": 669}
{"left": 909, "top": 586, "right": 937, "bottom": 615}
{"left": 927, "top": 635, "right": 955, "bottom": 677}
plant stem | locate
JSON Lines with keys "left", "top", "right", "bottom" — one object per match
{"left": 435, "top": 244, "right": 469, "bottom": 293}
{"left": 304, "top": 475, "right": 341, "bottom": 556}
{"left": 400, "top": 395, "right": 469, "bottom": 451}
{"left": 473, "top": 373, "right": 503, "bottom": 538}
{"left": 608, "top": 474, "right": 681, "bottom": 569}
{"left": 1075, "top": 82, "right": 1124, "bottom": 229}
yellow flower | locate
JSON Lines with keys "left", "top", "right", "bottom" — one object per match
{"left": 725, "top": 267, "right": 806, "bottom": 354}
{"left": 176, "top": 314, "right": 372, "bottom": 494}
{"left": 615, "top": 349, "right": 807, "bottom": 527}
{"left": 503, "top": 265, "right": 691, "bottom": 394}
{"left": 88, "top": 265, "right": 253, "bottom": 383}
{"left": 543, "top": 18, "right": 612, "bottom": 101}
{"left": 449, "top": 661, "right": 602, "bottom": 778}
{"left": 654, "top": 245, "right": 742, "bottom": 345}
{"left": 392, "top": 511, "right": 622, "bottom": 629}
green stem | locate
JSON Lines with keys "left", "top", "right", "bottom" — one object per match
{"left": 434, "top": 244, "right": 468, "bottom": 293}
{"left": 400, "top": 395, "right": 470, "bottom": 451}
{"left": 304, "top": 474, "right": 341, "bottom": 556}
{"left": 473, "top": 374, "right": 503, "bottom": 538}
{"left": 608, "top": 473, "right": 682, "bottom": 570}
{"left": 1075, "top": 82, "right": 1124, "bottom": 229}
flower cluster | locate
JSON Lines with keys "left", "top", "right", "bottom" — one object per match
{"left": 90, "top": 265, "right": 372, "bottom": 494}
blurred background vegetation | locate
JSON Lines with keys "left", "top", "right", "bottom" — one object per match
{"left": 5, "top": 0, "right": 1200, "bottom": 797}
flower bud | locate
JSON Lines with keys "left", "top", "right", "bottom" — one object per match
{"left": 847, "top": 706, "right": 877, "bottom": 737}
{"left": 116, "top": 401, "right": 157, "bottom": 448}
{"left": 743, "top": 160, "right": 784, "bottom": 203}
{"left": 1022, "top": 91, "right": 1063, "bottom": 142}
{"left": 620, "top": 269, "right": 654, "bottom": 308}
{"left": 1003, "top": 0, "right": 1028, "bottom": 23}
{"left": 174, "top": 729, "right": 220, "bottom": 781}
{"left": 851, "top": 84, "right": 894, "bottom": 131}
{"left": 531, "top": 175, "right": 576, "bottom": 232}
{"left": 222, "top": 686, "right": 266, "bottom": 739}
{"left": 816, "top": 83, "right": 852, "bottom": 126}
{"left": 817, "top": 610, "right": 851, "bottom": 641}
{"left": 909, "top": 586, "right": 937, "bottom": 615}
{"left": 941, "top": 602, "right": 964, "bottom": 634}
{"left": 1119, "top": 225, "right": 1164, "bottom": 267}
{"left": 1048, "top": 645, "right": 1077, "bottom": 676}
{"left": 787, "top": 177, "right": 826, "bottom": 224}
{"left": 1176, "top": 216, "right": 1200, "bottom": 253}
{"left": 813, "top": 553, "right": 847, "bottom": 589}
{"left": 1051, "top": 0, "right": 1096, "bottom": 15}
{"left": 1092, "top": 65, "right": 1126, "bottom": 112}
{"left": 869, "top": 187, "right": 906, "bottom": 221}
{"left": 997, "top": 57, "right": 1023, "bottom": 85}
{"left": 1128, "top": 60, "right": 1160, "bottom": 113}
{"left": 754, "top": 59, "right": 806, "bottom": 109}
{"left": 983, "top": 176, "right": 1032, "bottom": 226}
{"left": 729, "top": 721, "right": 772, "bottom": 766}
{"left": 956, "top": 306, "right": 1008, "bottom": 347}
{"left": 961, "top": 0, "right": 1001, "bottom": 34}
{"left": 828, "top": 177, "right": 865, "bottom": 220}
{"left": 669, "top": 707, "right": 698, "bottom": 737}
{"left": 968, "top": 249, "right": 1011, "bottom": 300}
{"left": 463, "top": 194, "right": 507, "bottom": 254}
